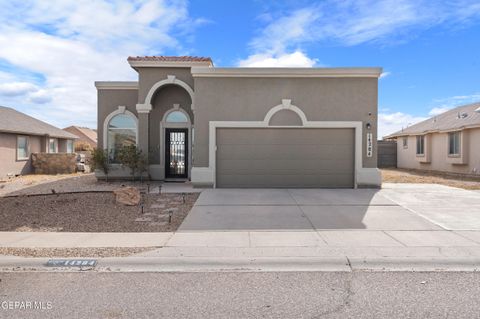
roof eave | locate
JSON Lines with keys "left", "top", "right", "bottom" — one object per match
{"left": 191, "top": 67, "right": 383, "bottom": 78}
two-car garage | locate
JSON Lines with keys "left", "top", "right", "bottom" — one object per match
{"left": 215, "top": 128, "right": 355, "bottom": 188}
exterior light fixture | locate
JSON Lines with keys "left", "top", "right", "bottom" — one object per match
{"left": 366, "top": 123, "right": 372, "bottom": 130}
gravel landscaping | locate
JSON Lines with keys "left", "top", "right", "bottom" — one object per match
{"left": 382, "top": 168, "right": 480, "bottom": 190}
{"left": 0, "top": 173, "right": 163, "bottom": 197}
{"left": 0, "top": 247, "right": 156, "bottom": 258}
{"left": 0, "top": 192, "right": 199, "bottom": 232}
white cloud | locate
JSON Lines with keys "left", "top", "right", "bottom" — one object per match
{"left": 433, "top": 93, "right": 480, "bottom": 108}
{"left": 28, "top": 89, "right": 52, "bottom": 104}
{"left": 0, "top": 82, "right": 38, "bottom": 96}
{"left": 238, "top": 51, "right": 317, "bottom": 67}
{"left": 428, "top": 106, "right": 451, "bottom": 116}
{"left": 240, "top": 1, "right": 480, "bottom": 66}
{"left": 380, "top": 72, "right": 391, "bottom": 79}
{"left": 378, "top": 111, "right": 427, "bottom": 138}
{"left": 0, "top": 0, "right": 199, "bottom": 128}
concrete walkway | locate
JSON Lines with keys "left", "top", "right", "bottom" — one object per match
{"left": 2, "top": 183, "right": 480, "bottom": 271}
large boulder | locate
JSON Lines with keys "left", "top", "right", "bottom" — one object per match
{"left": 113, "top": 187, "right": 141, "bottom": 206}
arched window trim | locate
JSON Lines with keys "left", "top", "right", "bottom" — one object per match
{"left": 161, "top": 106, "right": 191, "bottom": 124}
{"left": 103, "top": 106, "right": 139, "bottom": 160}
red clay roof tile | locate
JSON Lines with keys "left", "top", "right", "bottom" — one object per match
{"left": 127, "top": 56, "right": 212, "bottom": 63}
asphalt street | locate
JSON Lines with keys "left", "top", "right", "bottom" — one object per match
{"left": 0, "top": 271, "right": 479, "bottom": 318}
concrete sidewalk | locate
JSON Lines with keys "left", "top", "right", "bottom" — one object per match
{"left": 1, "top": 230, "right": 480, "bottom": 249}
{"left": 1, "top": 230, "right": 480, "bottom": 271}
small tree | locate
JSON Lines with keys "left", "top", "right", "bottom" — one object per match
{"left": 117, "top": 145, "right": 143, "bottom": 181}
{"left": 90, "top": 148, "right": 110, "bottom": 181}
{"left": 137, "top": 153, "right": 149, "bottom": 183}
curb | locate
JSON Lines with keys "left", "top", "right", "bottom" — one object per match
{"left": 1, "top": 256, "right": 479, "bottom": 272}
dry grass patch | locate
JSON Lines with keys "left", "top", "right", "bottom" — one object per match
{"left": 382, "top": 168, "right": 480, "bottom": 190}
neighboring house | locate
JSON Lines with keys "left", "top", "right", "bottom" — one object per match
{"left": 63, "top": 126, "right": 97, "bottom": 149}
{"left": 0, "top": 106, "right": 78, "bottom": 178}
{"left": 95, "top": 56, "right": 382, "bottom": 188}
{"left": 385, "top": 102, "right": 480, "bottom": 176}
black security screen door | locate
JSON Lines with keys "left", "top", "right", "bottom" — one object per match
{"left": 165, "top": 128, "right": 188, "bottom": 178}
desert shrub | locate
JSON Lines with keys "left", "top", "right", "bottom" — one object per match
{"left": 90, "top": 148, "right": 110, "bottom": 180}
{"left": 75, "top": 141, "right": 93, "bottom": 152}
{"left": 117, "top": 145, "right": 148, "bottom": 181}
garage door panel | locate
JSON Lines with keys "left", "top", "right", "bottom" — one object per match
{"left": 217, "top": 174, "right": 354, "bottom": 188}
{"left": 219, "top": 159, "right": 354, "bottom": 171}
{"left": 217, "top": 128, "right": 353, "bottom": 145}
{"left": 217, "top": 145, "right": 353, "bottom": 160}
{"left": 216, "top": 128, "right": 354, "bottom": 188}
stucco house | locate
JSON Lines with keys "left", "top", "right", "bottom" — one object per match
{"left": 95, "top": 56, "right": 382, "bottom": 188}
{"left": 385, "top": 102, "right": 480, "bottom": 176}
{"left": 0, "top": 106, "right": 78, "bottom": 178}
{"left": 63, "top": 126, "right": 97, "bottom": 150}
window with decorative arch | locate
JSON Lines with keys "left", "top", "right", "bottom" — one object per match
{"left": 107, "top": 113, "right": 137, "bottom": 162}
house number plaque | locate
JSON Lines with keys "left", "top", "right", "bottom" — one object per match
{"left": 366, "top": 133, "right": 373, "bottom": 157}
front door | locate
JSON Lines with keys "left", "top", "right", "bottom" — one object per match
{"left": 165, "top": 128, "right": 188, "bottom": 178}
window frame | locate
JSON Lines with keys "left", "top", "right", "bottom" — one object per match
{"left": 416, "top": 135, "right": 425, "bottom": 156}
{"left": 48, "top": 138, "right": 58, "bottom": 153}
{"left": 106, "top": 113, "right": 138, "bottom": 163}
{"left": 66, "top": 139, "right": 74, "bottom": 153}
{"left": 448, "top": 131, "right": 461, "bottom": 157}
{"left": 16, "top": 135, "right": 30, "bottom": 161}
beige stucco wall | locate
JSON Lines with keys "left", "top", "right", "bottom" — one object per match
{"left": 396, "top": 128, "right": 480, "bottom": 175}
{"left": 192, "top": 77, "right": 378, "bottom": 168}
{"left": 137, "top": 67, "right": 194, "bottom": 104}
{"left": 0, "top": 133, "right": 42, "bottom": 178}
{"left": 97, "top": 89, "right": 139, "bottom": 149}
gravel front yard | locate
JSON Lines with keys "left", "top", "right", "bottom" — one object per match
{"left": 382, "top": 168, "right": 480, "bottom": 190}
{"left": 0, "top": 192, "right": 199, "bottom": 232}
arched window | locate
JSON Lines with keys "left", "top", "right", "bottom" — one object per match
{"left": 107, "top": 113, "right": 137, "bottom": 162}
{"left": 166, "top": 111, "right": 189, "bottom": 123}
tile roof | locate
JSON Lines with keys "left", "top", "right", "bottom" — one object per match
{"left": 64, "top": 126, "right": 97, "bottom": 143}
{"left": 0, "top": 106, "right": 78, "bottom": 139}
{"left": 386, "top": 102, "right": 480, "bottom": 138}
{"left": 127, "top": 56, "right": 212, "bottom": 63}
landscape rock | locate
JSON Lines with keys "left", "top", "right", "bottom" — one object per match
{"left": 113, "top": 187, "right": 141, "bottom": 206}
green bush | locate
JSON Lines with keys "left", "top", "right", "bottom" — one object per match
{"left": 117, "top": 145, "right": 148, "bottom": 181}
{"left": 90, "top": 148, "right": 110, "bottom": 180}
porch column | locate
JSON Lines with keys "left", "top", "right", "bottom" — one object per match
{"left": 136, "top": 103, "right": 152, "bottom": 156}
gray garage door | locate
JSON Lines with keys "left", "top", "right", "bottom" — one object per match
{"left": 216, "top": 128, "right": 355, "bottom": 188}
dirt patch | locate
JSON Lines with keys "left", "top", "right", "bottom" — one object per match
{"left": 0, "top": 247, "right": 156, "bottom": 258}
{"left": 0, "top": 192, "right": 199, "bottom": 232}
{"left": 0, "top": 173, "right": 86, "bottom": 197}
{"left": 382, "top": 168, "right": 480, "bottom": 190}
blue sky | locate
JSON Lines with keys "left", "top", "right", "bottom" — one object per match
{"left": 0, "top": 0, "right": 479, "bottom": 137}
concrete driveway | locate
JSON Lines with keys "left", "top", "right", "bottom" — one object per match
{"left": 179, "top": 183, "right": 480, "bottom": 232}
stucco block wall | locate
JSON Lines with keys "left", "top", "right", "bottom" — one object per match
{"left": 192, "top": 77, "right": 378, "bottom": 168}
{"left": 97, "top": 89, "right": 139, "bottom": 149}
{"left": 31, "top": 152, "right": 77, "bottom": 174}
{"left": 0, "top": 133, "right": 42, "bottom": 178}
{"left": 397, "top": 128, "right": 480, "bottom": 175}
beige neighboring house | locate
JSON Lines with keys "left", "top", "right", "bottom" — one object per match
{"left": 385, "top": 102, "right": 480, "bottom": 176}
{"left": 63, "top": 126, "right": 97, "bottom": 150}
{"left": 95, "top": 56, "right": 383, "bottom": 188}
{"left": 0, "top": 106, "right": 78, "bottom": 178}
